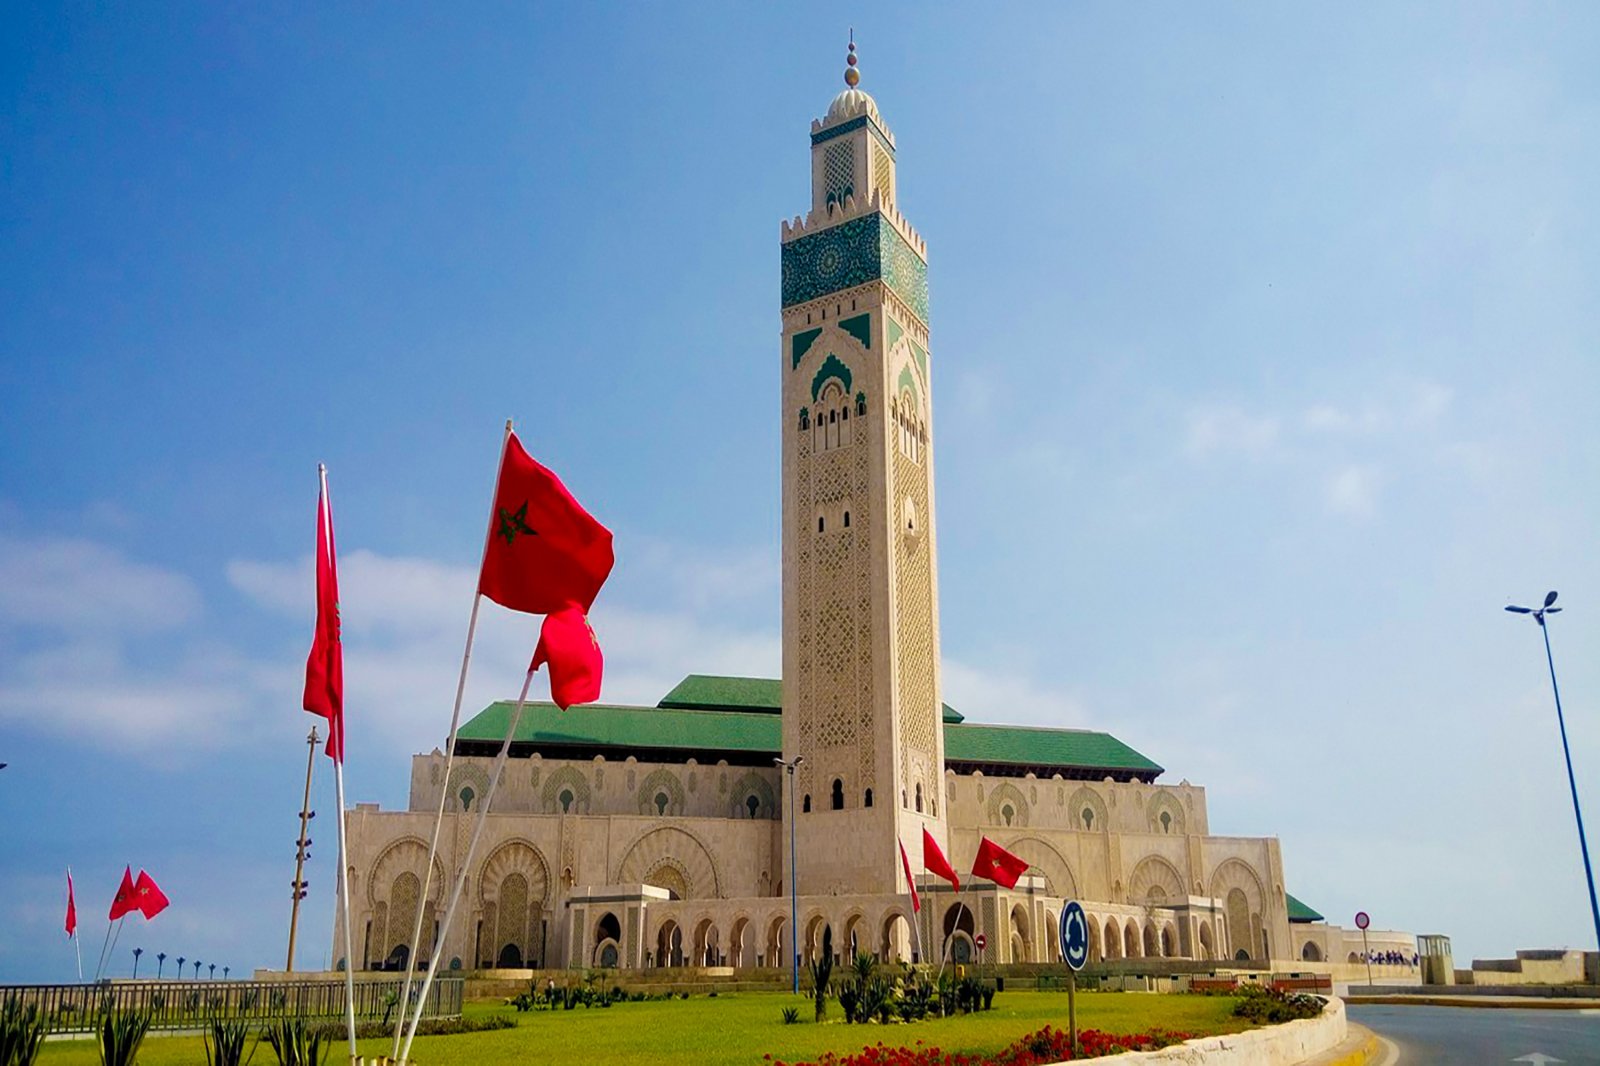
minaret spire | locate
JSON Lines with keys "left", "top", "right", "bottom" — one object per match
{"left": 845, "top": 30, "right": 859, "bottom": 87}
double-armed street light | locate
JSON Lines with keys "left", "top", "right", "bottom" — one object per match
{"left": 774, "top": 754, "right": 805, "bottom": 995}
{"left": 1505, "top": 590, "right": 1600, "bottom": 957}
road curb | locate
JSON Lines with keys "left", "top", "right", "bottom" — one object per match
{"left": 1295, "top": 1024, "right": 1381, "bottom": 1066}
{"left": 1350, "top": 994, "right": 1598, "bottom": 1010}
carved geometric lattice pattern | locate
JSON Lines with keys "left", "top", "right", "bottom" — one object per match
{"left": 871, "top": 142, "right": 894, "bottom": 206}
{"left": 794, "top": 371, "right": 873, "bottom": 799}
{"left": 894, "top": 421, "right": 938, "bottom": 805}
{"left": 825, "top": 141, "right": 854, "bottom": 205}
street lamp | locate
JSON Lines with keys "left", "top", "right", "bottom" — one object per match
{"left": 156, "top": 953, "right": 166, "bottom": 979}
{"left": 132, "top": 948, "right": 143, "bottom": 979}
{"left": 1506, "top": 590, "right": 1600, "bottom": 956}
{"left": 774, "top": 754, "right": 805, "bottom": 995}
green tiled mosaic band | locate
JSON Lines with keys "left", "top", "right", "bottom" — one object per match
{"left": 782, "top": 213, "right": 928, "bottom": 324}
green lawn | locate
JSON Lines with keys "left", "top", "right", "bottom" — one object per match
{"left": 36, "top": 991, "right": 1250, "bottom": 1066}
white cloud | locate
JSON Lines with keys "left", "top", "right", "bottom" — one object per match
{"left": 1184, "top": 406, "right": 1282, "bottom": 458}
{"left": 1324, "top": 464, "right": 1383, "bottom": 518}
{"left": 0, "top": 535, "right": 201, "bottom": 632}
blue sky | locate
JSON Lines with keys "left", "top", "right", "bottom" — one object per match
{"left": 3, "top": 2, "right": 1597, "bottom": 980}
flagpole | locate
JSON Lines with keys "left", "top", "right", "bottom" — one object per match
{"left": 391, "top": 420, "right": 514, "bottom": 1060}
{"left": 334, "top": 758, "right": 358, "bottom": 1059}
{"left": 100, "top": 916, "right": 128, "bottom": 982}
{"left": 320, "top": 463, "right": 360, "bottom": 1063}
{"left": 69, "top": 866, "right": 83, "bottom": 982}
{"left": 399, "top": 665, "right": 537, "bottom": 1064}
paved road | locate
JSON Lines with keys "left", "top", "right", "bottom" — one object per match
{"left": 1350, "top": 1004, "right": 1600, "bottom": 1065}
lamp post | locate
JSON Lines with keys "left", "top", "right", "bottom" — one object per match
{"left": 156, "top": 953, "right": 165, "bottom": 979}
{"left": 1506, "top": 590, "right": 1600, "bottom": 958}
{"left": 774, "top": 754, "right": 805, "bottom": 995}
{"left": 132, "top": 948, "right": 143, "bottom": 979}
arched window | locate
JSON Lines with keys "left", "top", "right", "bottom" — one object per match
{"left": 843, "top": 510, "right": 850, "bottom": 528}
{"left": 1082, "top": 807, "right": 1095, "bottom": 831}
{"left": 798, "top": 408, "right": 810, "bottom": 431}
{"left": 901, "top": 789, "right": 908, "bottom": 809}
{"left": 559, "top": 789, "right": 574, "bottom": 813}
{"left": 803, "top": 794, "right": 811, "bottom": 813}
{"left": 654, "top": 792, "right": 669, "bottom": 815}
{"left": 745, "top": 794, "right": 760, "bottom": 819}
{"left": 831, "top": 779, "right": 844, "bottom": 810}
{"left": 459, "top": 786, "right": 474, "bottom": 811}
{"left": 864, "top": 788, "right": 873, "bottom": 808}
{"left": 856, "top": 392, "right": 867, "bottom": 417}
{"left": 1001, "top": 804, "right": 1014, "bottom": 826}
{"left": 818, "top": 516, "right": 825, "bottom": 533}
{"left": 915, "top": 784, "right": 924, "bottom": 813}
{"left": 1160, "top": 811, "right": 1172, "bottom": 833}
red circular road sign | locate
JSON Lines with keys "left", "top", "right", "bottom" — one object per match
{"left": 1355, "top": 911, "right": 1370, "bottom": 930}
{"left": 974, "top": 933, "right": 988, "bottom": 950}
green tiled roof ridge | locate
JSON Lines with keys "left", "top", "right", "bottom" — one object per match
{"left": 657, "top": 674, "right": 782, "bottom": 712}
{"left": 455, "top": 700, "right": 1161, "bottom": 776}
{"left": 1285, "top": 893, "right": 1325, "bottom": 923}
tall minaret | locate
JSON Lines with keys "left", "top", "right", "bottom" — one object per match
{"left": 780, "top": 40, "right": 945, "bottom": 900}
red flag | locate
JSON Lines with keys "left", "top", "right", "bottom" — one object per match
{"left": 898, "top": 838, "right": 921, "bottom": 913}
{"left": 477, "top": 432, "right": 614, "bottom": 616}
{"left": 65, "top": 871, "right": 77, "bottom": 937}
{"left": 531, "top": 604, "right": 604, "bottom": 710}
{"left": 922, "top": 829, "right": 960, "bottom": 892}
{"left": 302, "top": 471, "right": 344, "bottom": 762}
{"left": 108, "top": 866, "right": 136, "bottom": 921}
{"left": 971, "top": 836, "right": 1029, "bottom": 889}
{"left": 133, "top": 870, "right": 169, "bottom": 920}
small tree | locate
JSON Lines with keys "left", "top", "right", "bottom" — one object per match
{"left": 808, "top": 927, "right": 834, "bottom": 1022}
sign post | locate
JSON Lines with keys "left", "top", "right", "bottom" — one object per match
{"left": 1060, "top": 901, "right": 1089, "bottom": 1058}
{"left": 974, "top": 932, "right": 987, "bottom": 988}
{"left": 1355, "top": 911, "right": 1372, "bottom": 987}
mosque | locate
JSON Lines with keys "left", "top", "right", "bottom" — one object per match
{"left": 335, "top": 47, "right": 1411, "bottom": 980}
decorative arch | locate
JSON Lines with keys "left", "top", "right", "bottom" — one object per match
{"left": 636, "top": 769, "right": 686, "bottom": 816}
{"left": 1103, "top": 917, "right": 1122, "bottom": 960}
{"left": 1211, "top": 856, "right": 1266, "bottom": 963}
{"left": 541, "top": 766, "right": 592, "bottom": 814}
{"left": 728, "top": 772, "right": 776, "bottom": 820}
{"left": 1067, "top": 786, "right": 1109, "bottom": 833}
{"left": 881, "top": 908, "right": 913, "bottom": 963}
{"left": 367, "top": 838, "right": 446, "bottom": 908}
{"left": 615, "top": 825, "right": 722, "bottom": 899}
{"left": 367, "top": 838, "right": 447, "bottom": 970}
{"left": 1009, "top": 904, "right": 1032, "bottom": 963}
{"left": 984, "top": 782, "right": 1029, "bottom": 828}
{"left": 811, "top": 353, "right": 853, "bottom": 401}
{"left": 477, "top": 841, "right": 551, "bottom": 970}
{"left": 1147, "top": 792, "right": 1187, "bottom": 835}
{"left": 1128, "top": 855, "right": 1186, "bottom": 905}
{"left": 1000, "top": 836, "right": 1078, "bottom": 898}
{"left": 447, "top": 764, "right": 491, "bottom": 812}
{"left": 1300, "top": 940, "right": 1323, "bottom": 962}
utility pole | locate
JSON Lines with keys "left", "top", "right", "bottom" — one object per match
{"left": 286, "top": 726, "right": 318, "bottom": 971}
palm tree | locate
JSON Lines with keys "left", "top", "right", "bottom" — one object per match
{"left": 193, "top": 960, "right": 202, "bottom": 979}
{"left": 176, "top": 956, "right": 185, "bottom": 979}
{"left": 156, "top": 952, "right": 166, "bottom": 979}
{"left": 132, "top": 948, "right": 144, "bottom": 978}
{"left": 223, "top": 967, "right": 230, "bottom": 980}
{"left": 208, "top": 964, "right": 216, "bottom": 980}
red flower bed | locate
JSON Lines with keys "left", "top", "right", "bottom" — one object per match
{"left": 766, "top": 1024, "right": 1196, "bottom": 1066}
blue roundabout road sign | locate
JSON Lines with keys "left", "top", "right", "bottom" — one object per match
{"left": 1060, "top": 900, "right": 1089, "bottom": 971}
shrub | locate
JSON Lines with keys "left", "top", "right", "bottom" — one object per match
{"left": 261, "top": 1018, "right": 330, "bottom": 1066}
{"left": 781, "top": 1007, "right": 800, "bottom": 1025}
{"left": 1232, "top": 985, "right": 1324, "bottom": 1024}
{"left": 96, "top": 1010, "right": 153, "bottom": 1066}
{"left": 203, "top": 1018, "right": 258, "bottom": 1066}
{"left": 0, "top": 998, "right": 47, "bottom": 1066}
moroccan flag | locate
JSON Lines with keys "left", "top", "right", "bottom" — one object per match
{"left": 133, "top": 870, "right": 169, "bottom": 920}
{"left": 922, "top": 828, "right": 960, "bottom": 892}
{"left": 65, "top": 871, "right": 77, "bottom": 937}
{"left": 971, "top": 836, "right": 1029, "bottom": 889}
{"left": 898, "top": 838, "right": 921, "bottom": 913}
{"left": 108, "top": 866, "right": 137, "bottom": 921}
{"left": 302, "top": 470, "right": 344, "bottom": 762}
{"left": 477, "top": 432, "right": 614, "bottom": 616}
{"left": 531, "top": 604, "right": 603, "bottom": 710}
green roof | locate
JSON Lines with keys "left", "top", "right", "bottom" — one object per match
{"left": 1286, "top": 894, "right": 1324, "bottom": 923}
{"left": 658, "top": 675, "right": 782, "bottom": 713}
{"left": 658, "top": 674, "right": 964, "bottom": 723}
{"left": 457, "top": 701, "right": 779, "bottom": 757}
{"left": 942, "top": 722, "right": 1160, "bottom": 775}
{"left": 455, "top": 675, "right": 1162, "bottom": 779}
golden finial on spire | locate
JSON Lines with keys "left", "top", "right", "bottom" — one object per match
{"left": 844, "top": 30, "right": 859, "bottom": 87}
